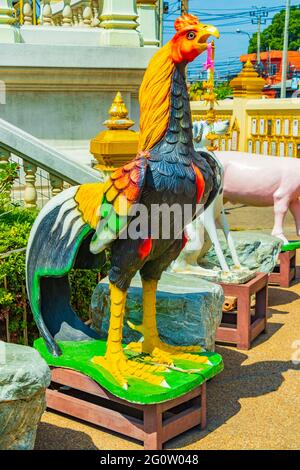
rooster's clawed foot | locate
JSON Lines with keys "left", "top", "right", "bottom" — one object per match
{"left": 92, "top": 351, "right": 169, "bottom": 390}
{"left": 126, "top": 321, "right": 210, "bottom": 366}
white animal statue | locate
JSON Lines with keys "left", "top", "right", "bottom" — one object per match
{"left": 172, "top": 120, "right": 241, "bottom": 274}
{"left": 196, "top": 119, "right": 300, "bottom": 245}
{"left": 193, "top": 118, "right": 230, "bottom": 149}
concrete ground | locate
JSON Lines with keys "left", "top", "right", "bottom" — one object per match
{"left": 35, "top": 205, "right": 300, "bottom": 450}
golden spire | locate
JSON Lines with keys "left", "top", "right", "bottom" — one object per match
{"left": 103, "top": 92, "right": 134, "bottom": 131}
{"left": 90, "top": 92, "right": 139, "bottom": 176}
{"left": 243, "top": 60, "right": 262, "bottom": 77}
{"left": 230, "top": 60, "right": 266, "bottom": 98}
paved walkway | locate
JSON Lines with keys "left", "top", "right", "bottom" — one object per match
{"left": 35, "top": 276, "right": 300, "bottom": 450}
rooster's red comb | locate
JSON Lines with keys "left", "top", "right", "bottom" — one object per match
{"left": 174, "top": 14, "right": 200, "bottom": 32}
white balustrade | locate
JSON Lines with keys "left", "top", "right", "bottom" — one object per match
{"left": 1, "top": 0, "right": 158, "bottom": 47}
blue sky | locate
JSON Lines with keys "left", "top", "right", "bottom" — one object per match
{"left": 163, "top": 0, "right": 299, "bottom": 81}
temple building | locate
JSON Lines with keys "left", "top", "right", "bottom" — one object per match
{"left": 240, "top": 50, "right": 300, "bottom": 98}
{"left": 0, "top": 0, "right": 160, "bottom": 163}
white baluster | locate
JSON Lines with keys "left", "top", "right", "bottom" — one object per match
{"left": 62, "top": 0, "right": 73, "bottom": 27}
{"left": 23, "top": 0, "right": 33, "bottom": 25}
{"left": 83, "top": 2, "right": 92, "bottom": 27}
{"left": 23, "top": 162, "right": 37, "bottom": 209}
{"left": 50, "top": 174, "right": 64, "bottom": 197}
{"left": 42, "top": 0, "right": 53, "bottom": 26}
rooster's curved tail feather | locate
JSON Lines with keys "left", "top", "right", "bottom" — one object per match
{"left": 26, "top": 186, "right": 105, "bottom": 356}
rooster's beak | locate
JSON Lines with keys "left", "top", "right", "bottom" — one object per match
{"left": 198, "top": 24, "right": 220, "bottom": 44}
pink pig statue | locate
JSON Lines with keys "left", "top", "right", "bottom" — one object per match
{"left": 193, "top": 119, "right": 300, "bottom": 244}
{"left": 215, "top": 151, "right": 300, "bottom": 244}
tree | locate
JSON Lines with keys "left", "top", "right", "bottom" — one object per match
{"left": 214, "top": 82, "right": 233, "bottom": 100}
{"left": 188, "top": 82, "right": 232, "bottom": 101}
{"left": 248, "top": 6, "right": 300, "bottom": 53}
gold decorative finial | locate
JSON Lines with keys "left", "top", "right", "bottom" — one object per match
{"left": 243, "top": 60, "right": 261, "bottom": 77}
{"left": 230, "top": 60, "right": 266, "bottom": 98}
{"left": 202, "top": 41, "right": 219, "bottom": 151}
{"left": 90, "top": 91, "right": 139, "bottom": 177}
{"left": 104, "top": 92, "right": 135, "bottom": 130}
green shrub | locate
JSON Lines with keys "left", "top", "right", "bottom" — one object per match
{"left": 188, "top": 81, "right": 204, "bottom": 101}
{"left": 0, "top": 208, "right": 37, "bottom": 343}
{"left": 188, "top": 81, "right": 233, "bottom": 101}
{"left": 0, "top": 161, "right": 18, "bottom": 210}
{"left": 0, "top": 207, "right": 100, "bottom": 345}
{"left": 215, "top": 82, "right": 233, "bottom": 100}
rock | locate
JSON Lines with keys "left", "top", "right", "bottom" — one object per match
{"left": 0, "top": 342, "right": 51, "bottom": 450}
{"left": 199, "top": 231, "right": 282, "bottom": 274}
{"left": 91, "top": 272, "right": 224, "bottom": 351}
{"left": 172, "top": 262, "right": 255, "bottom": 284}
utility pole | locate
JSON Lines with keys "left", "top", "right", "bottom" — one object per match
{"left": 267, "top": 46, "right": 271, "bottom": 77}
{"left": 257, "top": 16, "right": 261, "bottom": 64}
{"left": 159, "top": 0, "right": 164, "bottom": 47}
{"left": 281, "top": 0, "right": 291, "bottom": 98}
{"left": 250, "top": 7, "right": 268, "bottom": 70}
{"left": 181, "top": 0, "right": 188, "bottom": 15}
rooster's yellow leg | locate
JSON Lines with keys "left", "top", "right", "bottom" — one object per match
{"left": 126, "top": 279, "right": 205, "bottom": 364}
{"left": 92, "top": 282, "right": 168, "bottom": 389}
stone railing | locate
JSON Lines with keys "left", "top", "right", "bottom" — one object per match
{"left": 191, "top": 98, "right": 300, "bottom": 158}
{"left": 191, "top": 61, "right": 300, "bottom": 158}
{"left": 50, "top": 0, "right": 102, "bottom": 28}
{"left": 6, "top": 0, "right": 160, "bottom": 47}
{"left": 0, "top": 117, "right": 101, "bottom": 208}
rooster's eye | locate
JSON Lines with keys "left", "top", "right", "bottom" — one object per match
{"left": 187, "top": 31, "right": 196, "bottom": 40}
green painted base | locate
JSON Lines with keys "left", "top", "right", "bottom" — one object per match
{"left": 281, "top": 241, "right": 300, "bottom": 252}
{"left": 34, "top": 338, "right": 223, "bottom": 405}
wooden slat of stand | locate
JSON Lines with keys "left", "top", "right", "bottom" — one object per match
{"left": 47, "top": 388, "right": 145, "bottom": 441}
{"left": 269, "top": 250, "right": 296, "bottom": 288}
{"left": 46, "top": 367, "right": 206, "bottom": 450}
{"left": 215, "top": 272, "right": 268, "bottom": 350}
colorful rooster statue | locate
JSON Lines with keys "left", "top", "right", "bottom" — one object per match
{"left": 26, "top": 14, "right": 220, "bottom": 390}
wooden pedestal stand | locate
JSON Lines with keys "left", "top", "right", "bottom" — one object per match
{"left": 46, "top": 367, "right": 207, "bottom": 450}
{"left": 215, "top": 272, "right": 268, "bottom": 350}
{"left": 269, "top": 250, "right": 296, "bottom": 288}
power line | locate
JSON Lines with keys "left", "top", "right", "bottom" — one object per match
{"left": 189, "top": 3, "right": 294, "bottom": 11}
{"left": 162, "top": 1, "right": 299, "bottom": 75}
